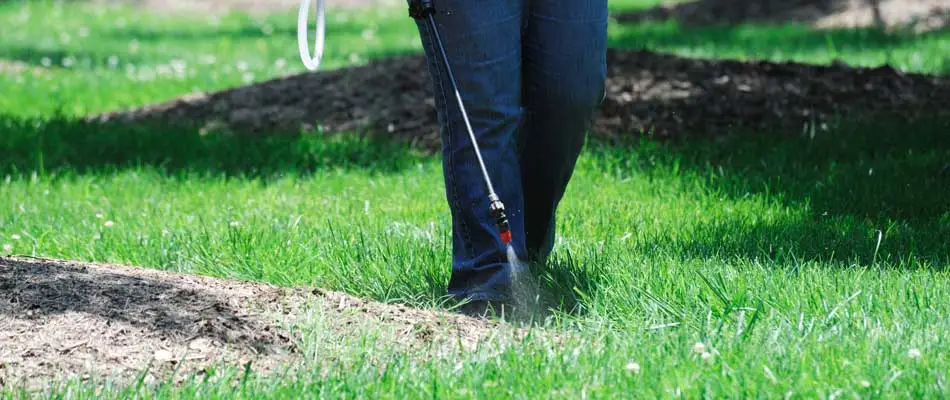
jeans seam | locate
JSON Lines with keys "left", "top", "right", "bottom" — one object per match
{"left": 422, "top": 18, "right": 474, "bottom": 258}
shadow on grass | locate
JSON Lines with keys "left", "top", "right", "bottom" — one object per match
{"left": 95, "top": 13, "right": 414, "bottom": 43}
{"left": 609, "top": 20, "right": 949, "bottom": 59}
{"left": 594, "top": 115, "right": 949, "bottom": 264}
{"left": 0, "top": 113, "right": 426, "bottom": 179}
{"left": 529, "top": 115, "right": 949, "bottom": 319}
{"left": 2, "top": 113, "right": 947, "bottom": 319}
{"left": 0, "top": 10, "right": 419, "bottom": 71}
{"left": 0, "top": 46, "right": 146, "bottom": 70}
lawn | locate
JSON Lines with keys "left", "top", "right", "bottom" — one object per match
{"left": 1, "top": 0, "right": 949, "bottom": 397}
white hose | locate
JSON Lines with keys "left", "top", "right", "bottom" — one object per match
{"left": 297, "top": 0, "right": 326, "bottom": 71}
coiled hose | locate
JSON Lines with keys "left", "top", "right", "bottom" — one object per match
{"left": 297, "top": 0, "right": 326, "bottom": 71}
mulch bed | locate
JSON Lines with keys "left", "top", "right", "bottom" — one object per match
{"left": 89, "top": 48, "right": 950, "bottom": 151}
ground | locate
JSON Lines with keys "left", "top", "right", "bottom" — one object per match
{"left": 90, "top": 48, "right": 950, "bottom": 149}
{"left": 1, "top": 256, "right": 512, "bottom": 390}
{"left": 81, "top": 0, "right": 950, "bottom": 148}
{"left": 1, "top": 0, "right": 949, "bottom": 397}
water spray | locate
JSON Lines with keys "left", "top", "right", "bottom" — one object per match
{"left": 298, "top": 0, "right": 512, "bottom": 245}
{"left": 300, "top": 0, "right": 540, "bottom": 319}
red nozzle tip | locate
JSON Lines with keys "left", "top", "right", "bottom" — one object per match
{"left": 499, "top": 229, "right": 511, "bottom": 244}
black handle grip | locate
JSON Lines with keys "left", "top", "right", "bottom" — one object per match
{"left": 408, "top": 0, "right": 435, "bottom": 18}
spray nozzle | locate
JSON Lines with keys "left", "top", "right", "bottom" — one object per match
{"left": 489, "top": 195, "right": 511, "bottom": 245}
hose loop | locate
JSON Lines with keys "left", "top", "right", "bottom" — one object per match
{"left": 297, "top": 0, "right": 326, "bottom": 71}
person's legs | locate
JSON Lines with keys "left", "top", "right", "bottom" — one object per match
{"left": 412, "top": 0, "right": 528, "bottom": 304}
{"left": 519, "top": 0, "right": 608, "bottom": 262}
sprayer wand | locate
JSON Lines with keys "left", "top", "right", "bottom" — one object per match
{"left": 409, "top": 0, "right": 512, "bottom": 245}
{"left": 298, "top": 0, "right": 511, "bottom": 244}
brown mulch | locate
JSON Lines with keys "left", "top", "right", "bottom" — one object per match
{"left": 596, "top": 49, "right": 950, "bottom": 141}
{"left": 89, "top": 48, "right": 950, "bottom": 151}
{"left": 0, "top": 256, "right": 516, "bottom": 390}
{"left": 613, "top": 0, "right": 950, "bottom": 32}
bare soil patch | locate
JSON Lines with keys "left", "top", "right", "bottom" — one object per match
{"left": 613, "top": 0, "right": 950, "bottom": 32}
{"left": 89, "top": 49, "right": 950, "bottom": 150}
{"left": 0, "top": 256, "right": 507, "bottom": 390}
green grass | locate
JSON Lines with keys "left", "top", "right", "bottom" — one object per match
{"left": 0, "top": 0, "right": 424, "bottom": 117}
{"left": 2, "top": 0, "right": 950, "bottom": 398}
{"left": 609, "top": 21, "right": 950, "bottom": 73}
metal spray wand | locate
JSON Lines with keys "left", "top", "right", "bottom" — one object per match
{"left": 409, "top": 0, "right": 512, "bottom": 245}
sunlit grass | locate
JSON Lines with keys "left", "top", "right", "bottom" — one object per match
{"left": 608, "top": 20, "right": 950, "bottom": 73}
{"left": 2, "top": 0, "right": 947, "bottom": 117}
{"left": 1, "top": 0, "right": 949, "bottom": 397}
{"left": 0, "top": 0, "right": 422, "bottom": 116}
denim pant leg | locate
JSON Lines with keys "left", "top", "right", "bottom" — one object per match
{"left": 519, "top": 0, "right": 609, "bottom": 262}
{"left": 413, "top": 0, "right": 528, "bottom": 302}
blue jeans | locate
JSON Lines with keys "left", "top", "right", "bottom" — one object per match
{"left": 413, "top": 0, "right": 608, "bottom": 302}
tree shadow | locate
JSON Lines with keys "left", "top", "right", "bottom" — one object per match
{"left": 0, "top": 46, "right": 146, "bottom": 70}
{"left": 0, "top": 256, "right": 293, "bottom": 353}
{"left": 608, "top": 21, "right": 947, "bottom": 57}
{"left": 521, "top": 114, "right": 948, "bottom": 323}
{"left": 612, "top": 0, "right": 949, "bottom": 32}
{"left": 586, "top": 114, "right": 950, "bottom": 269}
{"left": 532, "top": 251, "right": 615, "bottom": 318}
{"left": 0, "top": 113, "right": 425, "bottom": 179}
{"left": 95, "top": 13, "right": 412, "bottom": 43}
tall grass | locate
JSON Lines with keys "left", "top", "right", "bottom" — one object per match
{"left": 2, "top": 0, "right": 948, "bottom": 397}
